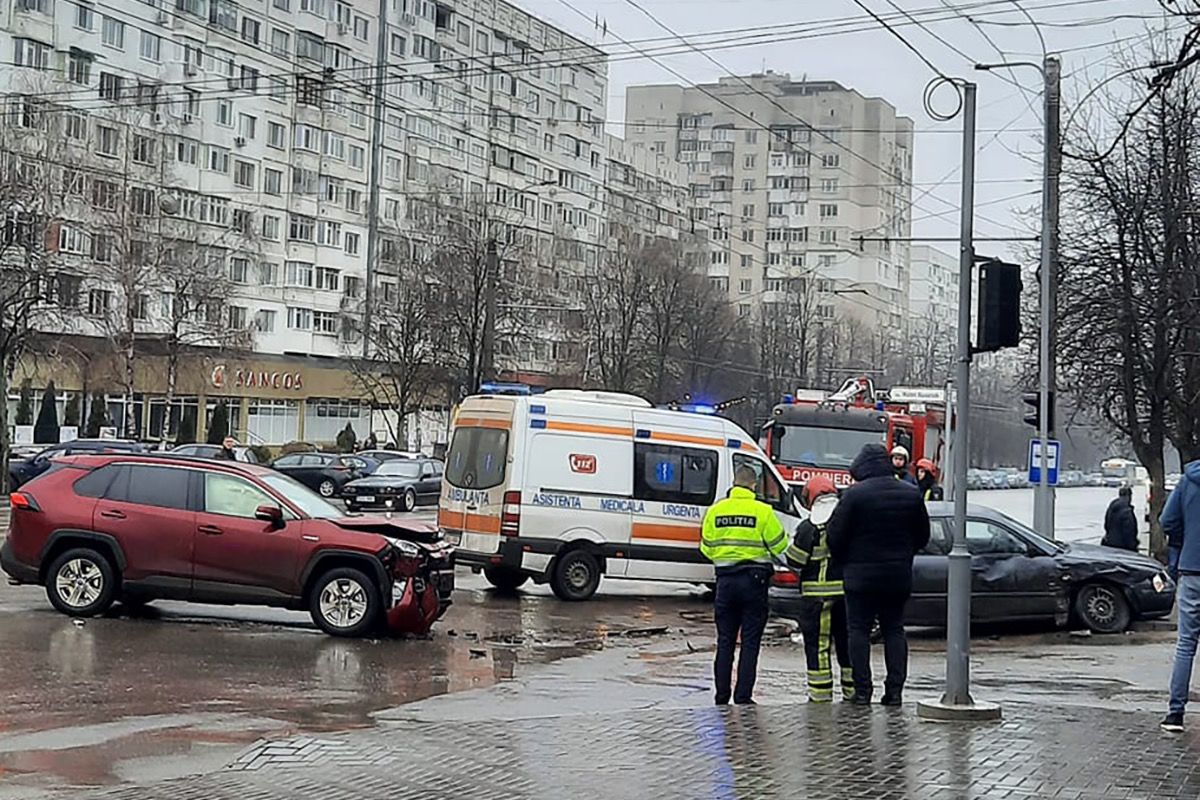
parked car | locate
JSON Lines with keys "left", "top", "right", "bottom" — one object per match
{"left": 169, "top": 443, "right": 260, "bottom": 463}
{"left": 770, "top": 502, "right": 1175, "bottom": 634}
{"left": 339, "top": 454, "right": 382, "bottom": 476}
{"left": 270, "top": 453, "right": 363, "bottom": 497}
{"left": 1006, "top": 470, "right": 1028, "bottom": 489}
{"left": 8, "top": 439, "right": 147, "bottom": 489}
{"left": 1085, "top": 472, "right": 1105, "bottom": 487}
{"left": 0, "top": 454, "right": 454, "bottom": 636}
{"left": 342, "top": 458, "right": 444, "bottom": 512}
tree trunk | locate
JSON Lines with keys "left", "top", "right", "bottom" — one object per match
{"left": 0, "top": 358, "right": 10, "bottom": 494}
{"left": 123, "top": 333, "right": 137, "bottom": 439}
{"left": 160, "top": 346, "right": 178, "bottom": 443}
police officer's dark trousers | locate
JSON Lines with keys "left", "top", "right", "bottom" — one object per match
{"left": 713, "top": 566, "right": 771, "bottom": 704}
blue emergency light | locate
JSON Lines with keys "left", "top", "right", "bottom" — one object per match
{"left": 781, "top": 394, "right": 795, "bottom": 404}
{"left": 479, "top": 382, "right": 542, "bottom": 396}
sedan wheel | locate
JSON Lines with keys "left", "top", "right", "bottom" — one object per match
{"left": 318, "top": 479, "right": 336, "bottom": 497}
{"left": 310, "top": 567, "right": 380, "bottom": 637}
{"left": 1074, "top": 583, "right": 1131, "bottom": 634}
{"left": 401, "top": 488, "right": 416, "bottom": 512}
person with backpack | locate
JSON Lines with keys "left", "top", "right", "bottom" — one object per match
{"left": 785, "top": 476, "right": 852, "bottom": 702}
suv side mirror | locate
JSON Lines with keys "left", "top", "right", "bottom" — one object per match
{"left": 255, "top": 504, "right": 285, "bottom": 528}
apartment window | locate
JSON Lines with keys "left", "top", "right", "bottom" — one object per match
{"left": 182, "top": 88, "right": 200, "bottom": 120}
{"left": 68, "top": 52, "right": 92, "bottom": 84}
{"left": 174, "top": 138, "right": 198, "bottom": 164}
{"left": 128, "top": 134, "right": 154, "bottom": 165}
{"left": 233, "top": 160, "right": 255, "bottom": 188}
{"left": 247, "top": 262, "right": 276, "bottom": 288}
{"left": 227, "top": 257, "right": 249, "bottom": 284}
{"left": 317, "top": 221, "right": 342, "bottom": 247}
{"left": 740, "top": 204, "right": 755, "bottom": 218}
{"left": 87, "top": 289, "right": 113, "bottom": 317}
{"left": 241, "top": 17, "right": 261, "bottom": 45}
{"left": 262, "top": 215, "right": 280, "bottom": 240}
{"left": 390, "top": 33, "right": 406, "bottom": 57}
{"left": 348, "top": 102, "right": 366, "bottom": 129}
{"left": 64, "top": 113, "right": 88, "bottom": 144}
{"left": 740, "top": 254, "right": 753, "bottom": 268}
{"left": 284, "top": 260, "right": 314, "bottom": 287}
{"left": 745, "top": 130, "right": 758, "bottom": 144}
{"left": 291, "top": 166, "right": 317, "bottom": 194}
{"left": 140, "top": 31, "right": 160, "bottom": 61}
{"left": 738, "top": 304, "right": 751, "bottom": 318}
{"left": 345, "top": 188, "right": 361, "bottom": 213}
{"left": 343, "top": 275, "right": 362, "bottom": 298}
{"left": 14, "top": 38, "right": 50, "bottom": 70}
{"left": 216, "top": 99, "right": 233, "bottom": 127}
{"left": 270, "top": 76, "right": 287, "bottom": 100}
{"left": 322, "top": 131, "right": 345, "bottom": 160}
{"left": 768, "top": 253, "right": 782, "bottom": 266}
{"left": 739, "top": 279, "right": 752, "bottom": 294}
{"left": 743, "top": 154, "right": 756, "bottom": 169}
{"left": 348, "top": 145, "right": 364, "bottom": 169}
{"left": 287, "top": 307, "right": 313, "bottom": 330}
{"left": 93, "top": 236, "right": 114, "bottom": 266}
{"left": 819, "top": 228, "right": 839, "bottom": 244}
{"left": 821, "top": 178, "right": 839, "bottom": 193}
{"left": 271, "top": 28, "right": 290, "bottom": 56}
{"left": 475, "top": 31, "right": 488, "bottom": 52}
{"left": 227, "top": 305, "right": 248, "bottom": 329}
{"left": 819, "top": 203, "right": 838, "bottom": 219}
{"left": 76, "top": 3, "right": 94, "bottom": 30}
{"left": 293, "top": 124, "right": 318, "bottom": 151}
{"left": 254, "top": 309, "right": 276, "bottom": 333}
{"left": 238, "top": 113, "right": 256, "bottom": 140}
{"left": 353, "top": 15, "right": 369, "bottom": 39}
{"left": 315, "top": 266, "right": 339, "bottom": 290}
{"left": 206, "top": 146, "right": 230, "bottom": 173}
{"left": 313, "top": 310, "right": 337, "bottom": 335}
{"left": 273, "top": 0, "right": 288, "bottom": 10}
{"left": 263, "top": 168, "right": 282, "bottom": 195}
{"left": 58, "top": 226, "right": 87, "bottom": 254}
{"left": 344, "top": 232, "right": 360, "bottom": 256}
{"left": 819, "top": 254, "right": 836, "bottom": 268}
{"left": 259, "top": 123, "right": 283, "bottom": 152}
{"left": 297, "top": 31, "right": 324, "bottom": 61}
{"left": 96, "top": 124, "right": 119, "bottom": 157}
{"left": 101, "top": 16, "right": 125, "bottom": 48}
{"left": 238, "top": 65, "right": 259, "bottom": 93}
{"left": 821, "top": 153, "right": 840, "bottom": 168}
{"left": 741, "top": 179, "right": 756, "bottom": 192}
{"left": 288, "top": 216, "right": 315, "bottom": 242}
{"left": 98, "top": 72, "right": 123, "bottom": 101}
{"left": 741, "top": 229, "right": 755, "bottom": 243}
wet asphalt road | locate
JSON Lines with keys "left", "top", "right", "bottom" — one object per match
{"left": 0, "top": 488, "right": 1165, "bottom": 797}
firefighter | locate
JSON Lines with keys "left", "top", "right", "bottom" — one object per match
{"left": 785, "top": 475, "right": 852, "bottom": 702}
{"left": 916, "top": 458, "right": 944, "bottom": 501}
{"left": 701, "top": 465, "right": 790, "bottom": 705}
{"left": 891, "top": 445, "right": 918, "bottom": 485}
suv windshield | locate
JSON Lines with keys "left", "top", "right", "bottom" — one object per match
{"left": 772, "top": 424, "right": 885, "bottom": 469}
{"left": 260, "top": 474, "right": 347, "bottom": 519}
{"left": 446, "top": 427, "right": 509, "bottom": 490}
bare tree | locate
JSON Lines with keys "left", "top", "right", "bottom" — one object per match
{"left": 580, "top": 223, "right": 654, "bottom": 391}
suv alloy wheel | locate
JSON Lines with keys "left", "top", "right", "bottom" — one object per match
{"left": 309, "top": 567, "right": 381, "bottom": 636}
{"left": 46, "top": 547, "right": 116, "bottom": 617}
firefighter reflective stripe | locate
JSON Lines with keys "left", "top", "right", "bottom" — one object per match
{"left": 784, "top": 542, "right": 810, "bottom": 566}
{"left": 700, "top": 487, "right": 788, "bottom": 567}
{"left": 809, "top": 601, "right": 835, "bottom": 703}
{"left": 842, "top": 666, "right": 855, "bottom": 700}
{"left": 802, "top": 580, "right": 845, "bottom": 597}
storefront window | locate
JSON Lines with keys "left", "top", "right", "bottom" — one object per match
{"left": 106, "top": 394, "right": 145, "bottom": 439}
{"left": 304, "top": 398, "right": 368, "bottom": 444}
{"left": 147, "top": 396, "right": 201, "bottom": 442}
{"left": 247, "top": 399, "right": 299, "bottom": 444}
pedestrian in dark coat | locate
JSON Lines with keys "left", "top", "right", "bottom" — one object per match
{"left": 1102, "top": 487, "right": 1139, "bottom": 552}
{"left": 827, "top": 443, "right": 930, "bottom": 706}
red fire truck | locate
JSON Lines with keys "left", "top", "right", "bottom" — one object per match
{"left": 760, "top": 377, "right": 948, "bottom": 489}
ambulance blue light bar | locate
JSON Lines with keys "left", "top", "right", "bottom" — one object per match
{"left": 479, "top": 382, "right": 543, "bottom": 396}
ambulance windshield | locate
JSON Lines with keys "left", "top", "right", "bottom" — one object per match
{"left": 771, "top": 425, "right": 886, "bottom": 469}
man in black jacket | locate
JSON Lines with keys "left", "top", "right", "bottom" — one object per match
{"left": 1102, "top": 487, "right": 1139, "bottom": 552}
{"left": 827, "top": 443, "right": 931, "bottom": 706}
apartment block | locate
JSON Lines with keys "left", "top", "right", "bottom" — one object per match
{"left": 603, "top": 133, "right": 689, "bottom": 242}
{"left": 625, "top": 71, "right": 914, "bottom": 330}
{"left": 908, "top": 245, "right": 959, "bottom": 333}
{"left": 0, "top": 0, "right": 607, "bottom": 443}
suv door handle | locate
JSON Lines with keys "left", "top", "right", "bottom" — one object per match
{"left": 198, "top": 524, "right": 223, "bottom": 536}
{"left": 99, "top": 509, "right": 126, "bottom": 520}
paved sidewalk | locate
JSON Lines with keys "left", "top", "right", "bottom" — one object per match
{"left": 74, "top": 702, "right": 1198, "bottom": 800}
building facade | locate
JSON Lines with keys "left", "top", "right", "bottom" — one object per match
{"left": 1, "top": 0, "right": 608, "bottom": 444}
{"left": 908, "top": 245, "right": 959, "bottom": 333}
{"left": 624, "top": 72, "right": 914, "bottom": 330}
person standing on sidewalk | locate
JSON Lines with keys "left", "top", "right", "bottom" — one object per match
{"left": 784, "top": 476, "right": 852, "bottom": 702}
{"left": 1101, "top": 487, "right": 1139, "bottom": 552}
{"left": 827, "top": 444, "right": 930, "bottom": 706}
{"left": 700, "top": 465, "right": 789, "bottom": 706}
{"left": 1160, "top": 462, "right": 1200, "bottom": 731}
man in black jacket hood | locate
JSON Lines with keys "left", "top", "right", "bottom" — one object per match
{"left": 827, "top": 443, "right": 931, "bottom": 706}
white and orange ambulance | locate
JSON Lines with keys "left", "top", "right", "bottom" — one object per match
{"left": 439, "top": 387, "right": 803, "bottom": 600}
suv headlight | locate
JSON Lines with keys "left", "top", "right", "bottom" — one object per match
{"left": 385, "top": 536, "right": 421, "bottom": 557}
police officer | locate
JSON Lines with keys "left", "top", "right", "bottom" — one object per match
{"left": 701, "top": 465, "right": 789, "bottom": 705}
{"left": 785, "top": 476, "right": 852, "bottom": 702}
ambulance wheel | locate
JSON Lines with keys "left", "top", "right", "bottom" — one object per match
{"left": 550, "top": 550, "right": 601, "bottom": 601}
{"left": 484, "top": 567, "right": 528, "bottom": 593}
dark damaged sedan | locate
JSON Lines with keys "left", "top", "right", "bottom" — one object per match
{"left": 770, "top": 502, "right": 1175, "bottom": 634}
{"left": 342, "top": 458, "right": 443, "bottom": 512}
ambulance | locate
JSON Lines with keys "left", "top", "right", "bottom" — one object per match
{"left": 439, "top": 386, "right": 804, "bottom": 601}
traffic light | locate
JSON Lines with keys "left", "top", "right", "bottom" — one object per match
{"left": 1022, "top": 391, "right": 1055, "bottom": 431}
{"left": 976, "top": 259, "right": 1022, "bottom": 353}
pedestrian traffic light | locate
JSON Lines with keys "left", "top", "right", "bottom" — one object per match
{"left": 1022, "top": 391, "right": 1055, "bottom": 430}
{"left": 976, "top": 259, "right": 1022, "bottom": 353}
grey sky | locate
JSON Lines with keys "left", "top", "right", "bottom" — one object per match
{"left": 519, "top": 0, "right": 1180, "bottom": 255}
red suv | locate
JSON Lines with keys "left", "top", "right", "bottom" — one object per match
{"left": 1, "top": 454, "right": 454, "bottom": 637}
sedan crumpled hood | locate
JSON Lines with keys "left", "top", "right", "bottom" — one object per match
{"left": 331, "top": 516, "right": 441, "bottom": 544}
{"left": 1056, "top": 542, "right": 1164, "bottom": 575}
{"left": 345, "top": 476, "right": 416, "bottom": 489}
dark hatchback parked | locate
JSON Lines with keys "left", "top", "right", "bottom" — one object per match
{"left": 1, "top": 454, "right": 454, "bottom": 636}
{"left": 342, "top": 458, "right": 444, "bottom": 512}
{"left": 8, "top": 440, "right": 147, "bottom": 489}
{"left": 769, "top": 502, "right": 1176, "bottom": 634}
{"left": 270, "top": 453, "right": 363, "bottom": 498}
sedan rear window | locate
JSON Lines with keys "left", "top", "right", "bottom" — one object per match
{"left": 446, "top": 428, "right": 509, "bottom": 490}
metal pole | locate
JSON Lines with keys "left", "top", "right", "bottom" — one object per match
{"left": 360, "top": 0, "right": 389, "bottom": 357}
{"left": 944, "top": 81, "right": 976, "bottom": 708}
{"left": 1034, "top": 57, "right": 1061, "bottom": 537}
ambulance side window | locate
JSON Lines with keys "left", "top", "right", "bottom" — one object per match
{"left": 633, "top": 444, "right": 717, "bottom": 506}
{"left": 732, "top": 454, "right": 790, "bottom": 514}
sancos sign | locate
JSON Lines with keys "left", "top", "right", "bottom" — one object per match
{"left": 211, "top": 364, "right": 304, "bottom": 392}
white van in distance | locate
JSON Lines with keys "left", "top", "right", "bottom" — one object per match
{"left": 439, "top": 388, "right": 803, "bottom": 600}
